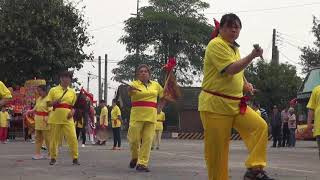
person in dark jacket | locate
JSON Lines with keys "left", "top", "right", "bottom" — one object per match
{"left": 270, "top": 105, "right": 282, "bottom": 147}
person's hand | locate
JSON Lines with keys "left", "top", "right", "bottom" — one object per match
{"left": 52, "top": 100, "right": 61, "bottom": 107}
{"left": 67, "top": 110, "right": 74, "bottom": 120}
{"left": 250, "top": 46, "right": 263, "bottom": 59}
{"left": 0, "top": 99, "right": 6, "bottom": 106}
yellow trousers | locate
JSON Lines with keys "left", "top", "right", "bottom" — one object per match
{"left": 127, "top": 121, "right": 156, "bottom": 166}
{"left": 152, "top": 130, "right": 163, "bottom": 148}
{"left": 49, "top": 123, "right": 78, "bottom": 160}
{"left": 200, "top": 107, "right": 268, "bottom": 180}
{"left": 35, "top": 130, "right": 50, "bottom": 155}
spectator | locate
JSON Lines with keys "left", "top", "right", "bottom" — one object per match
{"left": 271, "top": 105, "right": 281, "bottom": 148}
{"left": 288, "top": 108, "right": 296, "bottom": 147}
{"left": 281, "top": 107, "right": 289, "bottom": 147}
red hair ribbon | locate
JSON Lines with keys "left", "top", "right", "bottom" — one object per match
{"left": 164, "top": 56, "right": 177, "bottom": 72}
{"left": 210, "top": 18, "right": 220, "bottom": 40}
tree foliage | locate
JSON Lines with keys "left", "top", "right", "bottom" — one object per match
{"left": 246, "top": 61, "right": 302, "bottom": 112}
{"left": 0, "top": 0, "right": 92, "bottom": 86}
{"left": 300, "top": 16, "right": 320, "bottom": 73}
{"left": 112, "top": 0, "right": 213, "bottom": 85}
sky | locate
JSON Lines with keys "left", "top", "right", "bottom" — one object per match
{"left": 71, "top": 0, "right": 320, "bottom": 104}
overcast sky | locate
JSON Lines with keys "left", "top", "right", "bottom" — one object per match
{"left": 71, "top": 0, "right": 320, "bottom": 104}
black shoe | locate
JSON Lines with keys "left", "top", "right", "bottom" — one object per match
{"left": 101, "top": 141, "right": 106, "bottom": 145}
{"left": 156, "top": 147, "right": 159, "bottom": 150}
{"left": 136, "top": 164, "right": 150, "bottom": 172}
{"left": 72, "top": 159, "right": 80, "bottom": 165}
{"left": 244, "top": 169, "right": 274, "bottom": 180}
{"left": 151, "top": 147, "right": 154, "bottom": 150}
{"left": 129, "top": 159, "right": 137, "bottom": 169}
{"left": 49, "top": 159, "right": 56, "bottom": 165}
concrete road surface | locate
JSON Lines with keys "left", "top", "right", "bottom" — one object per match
{"left": 0, "top": 139, "right": 319, "bottom": 180}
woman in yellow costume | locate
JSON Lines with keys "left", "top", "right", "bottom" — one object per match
{"left": 127, "top": 64, "right": 163, "bottom": 172}
{"left": 47, "top": 71, "right": 79, "bottom": 166}
{"left": 198, "top": 14, "right": 273, "bottom": 180}
{"left": 152, "top": 110, "right": 165, "bottom": 150}
{"left": 29, "top": 85, "right": 51, "bottom": 160}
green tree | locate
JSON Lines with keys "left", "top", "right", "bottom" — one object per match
{"left": 300, "top": 16, "right": 320, "bottom": 73}
{"left": 0, "top": 0, "right": 92, "bottom": 86}
{"left": 245, "top": 61, "right": 302, "bottom": 112}
{"left": 112, "top": 0, "right": 213, "bottom": 85}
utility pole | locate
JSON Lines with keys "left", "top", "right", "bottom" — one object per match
{"left": 98, "top": 56, "right": 102, "bottom": 102}
{"left": 104, "top": 54, "right": 108, "bottom": 104}
{"left": 87, "top": 73, "right": 90, "bottom": 91}
{"left": 135, "top": 0, "right": 140, "bottom": 58}
{"left": 271, "top": 29, "right": 279, "bottom": 65}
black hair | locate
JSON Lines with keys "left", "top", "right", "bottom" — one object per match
{"left": 112, "top": 99, "right": 117, "bottom": 103}
{"left": 59, "top": 71, "right": 73, "bottom": 79}
{"left": 220, "top": 13, "right": 242, "bottom": 29}
{"left": 37, "top": 85, "right": 47, "bottom": 92}
{"left": 135, "top": 64, "right": 151, "bottom": 78}
{"left": 100, "top": 100, "right": 105, "bottom": 104}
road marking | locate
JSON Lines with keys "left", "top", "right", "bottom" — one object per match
{"left": 269, "top": 166, "right": 315, "bottom": 174}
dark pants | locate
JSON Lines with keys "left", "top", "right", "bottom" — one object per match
{"left": 271, "top": 126, "right": 281, "bottom": 147}
{"left": 76, "top": 127, "right": 86, "bottom": 145}
{"left": 24, "top": 128, "right": 31, "bottom": 141}
{"left": 282, "top": 123, "right": 290, "bottom": 147}
{"left": 288, "top": 128, "right": 296, "bottom": 147}
{"left": 112, "top": 127, "right": 121, "bottom": 147}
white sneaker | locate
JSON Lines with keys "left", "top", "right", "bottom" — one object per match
{"left": 81, "top": 144, "right": 85, "bottom": 147}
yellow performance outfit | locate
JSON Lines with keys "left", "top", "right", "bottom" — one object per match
{"left": 0, "top": 81, "right": 12, "bottom": 99}
{"left": 47, "top": 85, "right": 78, "bottom": 160}
{"left": 34, "top": 97, "right": 51, "bottom": 155}
{"left": 152, "top": 111, "right": 165, "bottom": 149}
{"left": 97, "top": 106, "right": 108, "bottom": 142}
{"left": 198, "top": 35, "right": 268, "bottom": 180}
{"left": 111, "top": 105, "right": 121, "bottom": 128}
{"left": 127, "top": 80, "right": 163, "bottom": 167}
{"left": 307, "top": 85, "right": 320, "bottom": 137}
{"left": 111, "top": 105, "right": 122, "bottom": 148}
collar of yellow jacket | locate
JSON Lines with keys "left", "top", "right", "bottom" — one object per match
{"left": 58, "top": 84, "right": 71, "bottom": 91}
{"left": 137, "top": 79, "right": 151, "bottom": 85}
{"left": 217, "top": 35, "right": 240, "bottom": 48}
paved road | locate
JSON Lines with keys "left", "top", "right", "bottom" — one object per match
{"left": 0, "top": 139, "right": 319, "bottom": 180}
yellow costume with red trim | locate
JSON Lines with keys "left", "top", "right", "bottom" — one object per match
{"left": 199, "top": 35, "right": 268, "bottom": 180}
{"left": 127, "top": 80, "right": 163, "bottom": 167}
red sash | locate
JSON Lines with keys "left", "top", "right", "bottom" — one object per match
{"left": 131, "top": 101, "right": 157, "bottom": 108}
{"left": 202, "top": 89, "right": 249, "bottom": 115}
{"left": 54, "top": 103, "right": 73, "bottom": 110}
{"left": 34, "top": 111, "right": 49, "bottom": 116}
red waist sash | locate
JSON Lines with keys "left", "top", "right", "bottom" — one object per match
{"left": 202, "top": 89, "right": 249, "bottom": 115}
{"left": 131, "top": 101, "right": 157, "bottom": 108}
{"left": 34, "top": 111, "right": 49, "bottom": 116}
{"left": 53, "top": 103, "right": 73, "bottom": 110}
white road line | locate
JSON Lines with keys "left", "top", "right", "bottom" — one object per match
{"left": 269, "top": 166, "right": 315, "bottom": 174}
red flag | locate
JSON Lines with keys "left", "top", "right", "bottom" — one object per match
{"left": 163, "top": 57, "right": 181, "bottom": 102}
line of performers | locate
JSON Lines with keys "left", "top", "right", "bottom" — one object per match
{"left": 0, "top": 68, "right": 166, "bottom": 169}
{"left": 2, "top": 12, "right": 320, "bottom": 180}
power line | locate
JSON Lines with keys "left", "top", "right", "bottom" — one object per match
{"left": 278, "top": 31, "right": 313, "bottom": 45}
{"left": 88, "top": 21, "right": 123, "bottom": 32}
{"left": 279, "top": 50, "right": 300, "bottom": 66}
{"left": 206, "top": 2, "right": 320, "bottom": 15}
